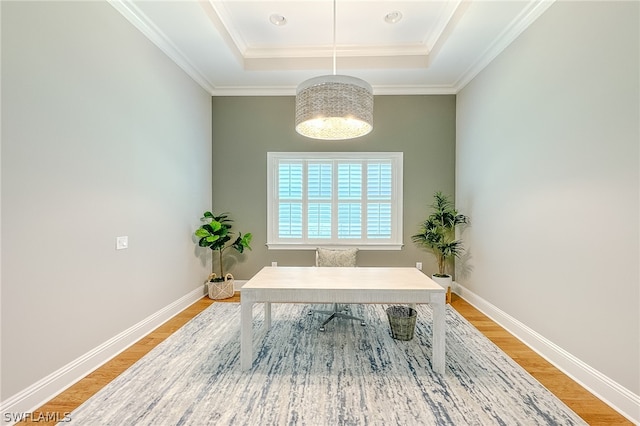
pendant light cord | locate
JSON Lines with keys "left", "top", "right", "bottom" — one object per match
{"left": 332, "top": 0, "right": 337, "bottom": 75}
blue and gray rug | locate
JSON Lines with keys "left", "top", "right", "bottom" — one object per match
{"left": 64, "top": 303, "right": 586, "bottom": 425}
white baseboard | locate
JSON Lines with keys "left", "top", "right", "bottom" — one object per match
{"left": 453, "top": 283, "right": 640, "bottom": 424}
{"left": 234, "top": 279, "right": 247, "bottom": 291}
{"left": 0, "top": 287, "right": 206, "bottom": 425}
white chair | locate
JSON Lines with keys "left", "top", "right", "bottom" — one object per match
{"left": 308, "top": 248, "right": 366, "bottom": 331}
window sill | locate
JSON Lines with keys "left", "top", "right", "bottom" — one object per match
{"left": 266, "top": 243, "right": 403, "bottom": 251}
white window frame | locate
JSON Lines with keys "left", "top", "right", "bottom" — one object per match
{"left": 267, "top": 152, "right": 403, "bottom": 250}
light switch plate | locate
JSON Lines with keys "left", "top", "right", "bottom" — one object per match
{"left": 116, "top": 236, "right": 128, "bottom": 250}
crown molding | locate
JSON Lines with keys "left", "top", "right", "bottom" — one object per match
{"left": 210, "top": 85, "right": 457, "bottom": 97}
{"left": 108, "top": 0, "right": 217, "bottom": 95}
{"left": 211, "top": 86, "right": 296, "bottom": 97}
{"left": 373, "top": 85, "right": 457, "bottom": 96}
{"left": 453, "top": 0, "right": 556, "bottom": 92}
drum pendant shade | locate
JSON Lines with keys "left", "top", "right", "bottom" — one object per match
{"left": 294, "top": 1, "right": 373, "bottom": 140}
{"left": 295, "top": 75, "right": 373, "bottom": 140}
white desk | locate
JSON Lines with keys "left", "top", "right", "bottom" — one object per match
{"left": 240, "top": 266, "right": 446, "bottom": 374}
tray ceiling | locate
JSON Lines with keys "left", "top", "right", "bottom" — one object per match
{"left": 110, "top": 0, "right": 555, "bottom": 95}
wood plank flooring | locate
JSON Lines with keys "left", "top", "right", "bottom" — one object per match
{"left": 17, "top": 293, "right": 631, "bottom": 425}
{"left": 449, "top": 295, "right": 632, "bottom": 425}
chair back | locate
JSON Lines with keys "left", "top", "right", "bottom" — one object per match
{"left": 316, "top": 248, "right": 358, "bottom": 267}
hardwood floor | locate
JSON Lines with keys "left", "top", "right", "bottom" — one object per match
{"left": 18, "top": 293, "right": 631, "bottom": 425}
{"left": 449, "top": 295, "right": 632, "bottom": 425}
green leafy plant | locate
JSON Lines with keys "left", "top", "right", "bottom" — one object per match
{"left": 411, "top": 191, "right": 468, "bottom": 277}
{"left": 195, "top": 211, "right": 252, "bottom": 281}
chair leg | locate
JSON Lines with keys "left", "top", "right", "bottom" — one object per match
{"left": 311, "top": 303, "right": 366, "bottom": 331}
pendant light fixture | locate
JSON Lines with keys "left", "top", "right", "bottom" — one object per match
{"left": 295, "top": 0, "right": 373, "bottom": 140}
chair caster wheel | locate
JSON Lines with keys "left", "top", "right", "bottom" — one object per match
{"left": 319, "top": 326, "right": 326, "bottom": 332}
{"left": 360, "top": 322, "right": 366, "bottom": 327}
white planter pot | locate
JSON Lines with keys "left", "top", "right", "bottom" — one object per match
{"left": 431, "top": 274, "right": 452, "bottom": 304}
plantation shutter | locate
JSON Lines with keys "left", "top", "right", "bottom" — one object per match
{"left": 307, "top": 162, "right": 332, "bottom": 239}
{"left": 267, "top": 152, "right": 403, "bottom": 250}
{"left": 277, "top": 162, "right": 303, "bottom": 238}
{"left": 366, "top": 162, "right": 392, "bottom": 239}
{"left": 338, "top": 163, "right": 362, "bottom": 239}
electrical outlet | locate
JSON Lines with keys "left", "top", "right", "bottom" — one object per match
{"left": 416, "top": 262, "right": 422, "bottom": 270}
{"left": 116, "top": 236, "right": 129, "bottom": 250}
{"left": 271, "top": 261, "right": 278, "bottom": 267}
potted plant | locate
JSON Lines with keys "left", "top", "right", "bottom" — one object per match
{"left": 195, "top": 211, "right": 252, "bottom": 299}
{"left": 411, "top": 191, "right": 468, "bottom": 303}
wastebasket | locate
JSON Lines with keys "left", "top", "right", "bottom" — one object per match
{"left": 386, "top": 306, "right": 417, "bottom": 341}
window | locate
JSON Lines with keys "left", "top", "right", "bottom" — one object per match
{"left": 267, "top": 152, "right": 403, "bottom": 250}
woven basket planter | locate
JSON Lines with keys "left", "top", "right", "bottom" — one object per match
{"left": 386, "top": 306, "right": 417, "bottom": 341}
{"left": 207, "top": 273, "right": 234, "bottom": 300}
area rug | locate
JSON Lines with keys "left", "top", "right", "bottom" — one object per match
{"left": 64, "top": 303, "right": 586, "bottom": 425}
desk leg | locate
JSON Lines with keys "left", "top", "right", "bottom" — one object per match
{"left": 240, "top": 300, "right": 253, "bottom": 371}
{"left": 264, "top": 302, "right": 272, "bottom": 329}
{"left": 431, "top": 295, "right": 446, "bottom": 374}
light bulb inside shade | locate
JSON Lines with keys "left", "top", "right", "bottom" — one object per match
{"left": 297, "top": 117, "right": 372, "bottom": 141}
{"left": 295, "top": 75, "right": 373, "bottom": 140}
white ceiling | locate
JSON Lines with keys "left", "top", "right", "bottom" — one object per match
{"left": 110, "top": 0, "right": 555, "bottom": 96}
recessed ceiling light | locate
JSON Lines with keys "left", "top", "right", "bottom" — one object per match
{"left": 269, "top": 14, "right": 287, "bottom": 26}
{"left": 384, "top": 11, "right": 402, "bottom": 24}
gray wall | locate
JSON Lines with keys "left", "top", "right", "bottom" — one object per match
{"left": 456, "top": 1, "right": 639, "bottom": 394}
{"left": 211, "top": 95, "right": 457, "bottom": 279}
{"left": 1, "top": 2, "right": 212, "bottom": 398}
